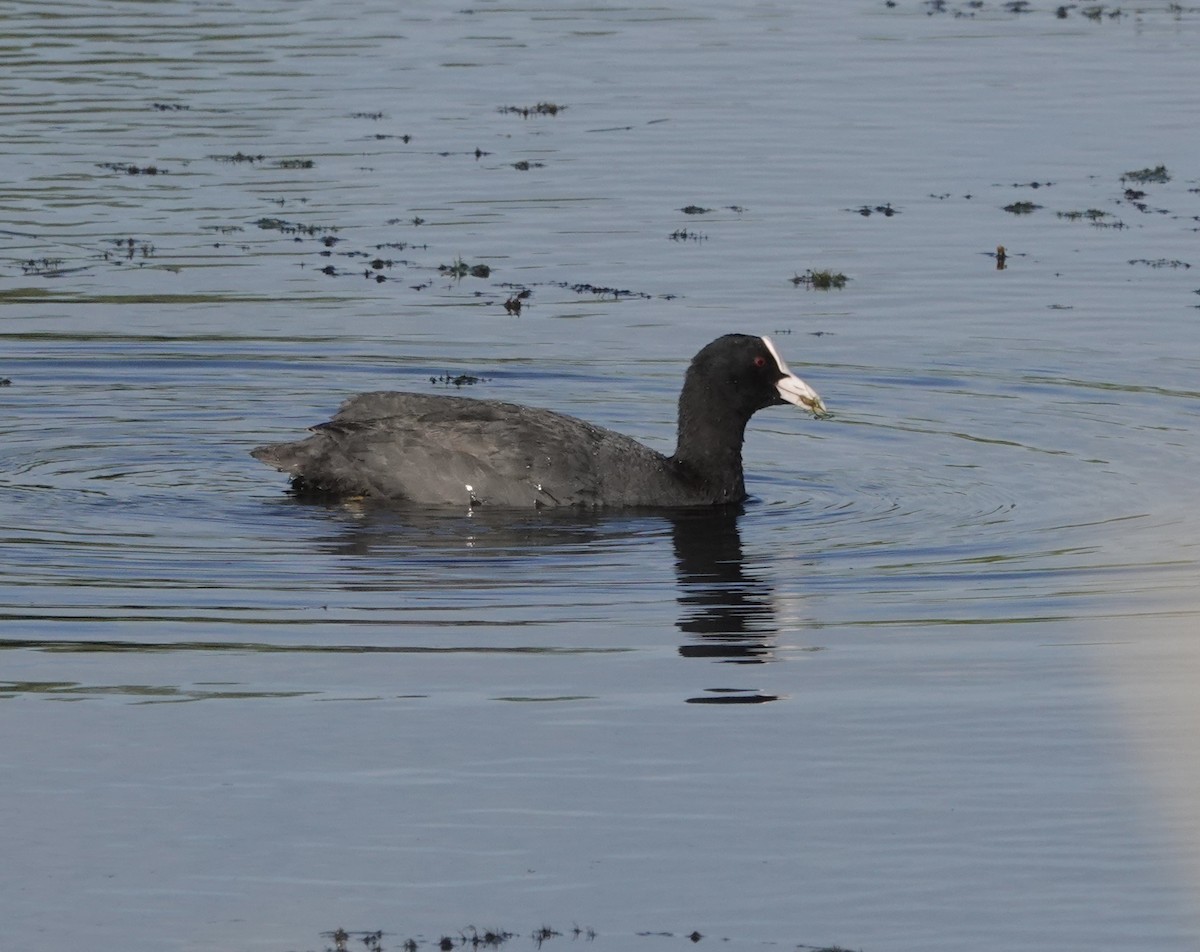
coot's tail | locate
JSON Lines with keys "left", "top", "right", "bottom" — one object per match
{"left": 251, "top": 438, "right": 366, "bottom": 500}
{"left": 250, "top": 442, "right": 294, "bottom": 472}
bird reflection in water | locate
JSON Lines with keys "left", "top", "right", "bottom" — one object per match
{"left": 670, "top": 507, "right": 785, "bottom": 705}
{"left": 278, "top": 500, "right": 796, "bottom": 704}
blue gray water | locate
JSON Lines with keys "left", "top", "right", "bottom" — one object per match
{"left": 2, "top": 2, "right": 1199, "bottom": 950}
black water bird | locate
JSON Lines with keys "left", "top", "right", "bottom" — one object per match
{"left": 252, "top": 333, "right": 826, "bottom": 508}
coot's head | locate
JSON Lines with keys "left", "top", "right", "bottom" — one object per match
{"left": 685, "top": 334, "right": 827, "bottom": 419}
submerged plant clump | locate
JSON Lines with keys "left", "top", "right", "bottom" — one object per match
{"left": 1057, "top": 208, "right": 1124, "bottom": 227}
{"left": 255, "top": 217, "right": 338, "bottom": 237}
{"left": 21, "top": 257, "right": 68, "bottom": 277}
{"left": 498, "top": 102, "right": 565, "bottom": 117}
{"left": 1004, "top": 201, "right": 1042, "bottom": 214}
{"left": 1079, "top": 5, "right": 1124, "bottom": 20}
{"left": 430, "top": 372, "right": 487, "bottom": 387}
{"left": 852, "top": 202, "right": 898, "bottom": 217}
{"left": 554, "top": 282, "right": 654, "bottom": 300}
{"left": 320, "top": 924, "right": 595, "bottom": 952}
{"left": 792, "top": 269, "right": 848, "bottom": 289}
{"left": 323, "top": 928, "right": 385, "bottom": 952}
{"left": 1129, "top": 258, "right": 1191, "bottom": 269}
{"left": 438, "top": 257, "right": 491, "bottom": 279}
{"left": 503, "top": 288, "right": 532, "bottom": 314}
{"left": 209, "top": 153, "right": 313, "bottom": 168}
{"left": 96, "top": 161, "right": 167, "bottom": 175}
{"left": 103, "top": 237, "right": 155, "bottom": 261}
{"left": 1122, "top": 164, "right": 1170, "bottom": 184}
{"left": 210, "top": 152, "right": 265, "bottom": 163}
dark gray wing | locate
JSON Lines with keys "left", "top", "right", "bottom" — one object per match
{"left": 252, "top": 391, "right": 682, "bottom": 507}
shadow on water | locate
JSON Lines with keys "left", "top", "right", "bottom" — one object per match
{"left": 671, "top": 507, "right": 776, "bottom": 658}
{"left": 670, "top": 507, "right": 788, "bottom": 705}
{"left": 1, "top": 498, "right": 792, "bottom": 703}
{"left": 282, "top": 498, "right": 790, "bottom": 704}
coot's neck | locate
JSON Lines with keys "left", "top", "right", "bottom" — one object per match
{"left": 671, "top": 379, "right": 749, "bottom": 502}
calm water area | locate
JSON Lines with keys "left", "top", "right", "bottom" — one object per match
{"left": 2, "top": 1, "right": 1199, "bottom": 950}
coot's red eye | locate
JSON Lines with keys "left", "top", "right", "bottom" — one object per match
{"left": 753, "top": 355, "right": 767, "bottom": 368}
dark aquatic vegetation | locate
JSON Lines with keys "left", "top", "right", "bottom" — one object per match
{"left": 209, "top": 151, "right": 265, "bottom": 163}
{"left": 438, "top": 257, "right": 491, "bottom": 279}
{"left": 1080, "top": 5, "right": 1123, "bottom": 20}
{"left": 254, "top": 217, "right": 337, "bottom": 236}
{"left": 852, "top": 202, "right": 898, "bottom": 217}
{"left": 1129, "top": 258, "right": 1191, "bottom": 269}
{"left": 558, "top": 282, "right": 653, "bottom": 300}
{"left": 104, "top": 237, "right": 155, "bottom": 260}
{"left": 498, "top": 102, "right": 565, "bottom": 117}
{"left": 430, "top": 372, "right": 487, "bottom": 387}
{"left": 792, "top": 269, "right": 848, "bottom": 289}
{"left": 1057, "top": 208, "right": 1124, "bottom": 228}
{"left": 1122, "top": 163, "right": 1170, "bottom": 184}
{"left": 96, "top": 161, "right": 167, "bottom": 175}
{"left": 322, "top": 927, "right": 385, "bottom": 952}
{"left": 317, "top": 923, "right": 598, "bottom": 951}
{"left": 21, "top": 257, "right": 67, "bottom": 277}
{"left": 503, "top": 289, "right": 531, "bottom": 314}
{"left": 252, "top": 334, "right": 827, "bottom": 508}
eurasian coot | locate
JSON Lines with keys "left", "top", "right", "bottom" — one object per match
{"left": 252, "top": 333, "right": 826, "bottom": 508}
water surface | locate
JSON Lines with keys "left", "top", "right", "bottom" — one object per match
{"left": 2, "top": 2, "right": 1199, "bottom": 950}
